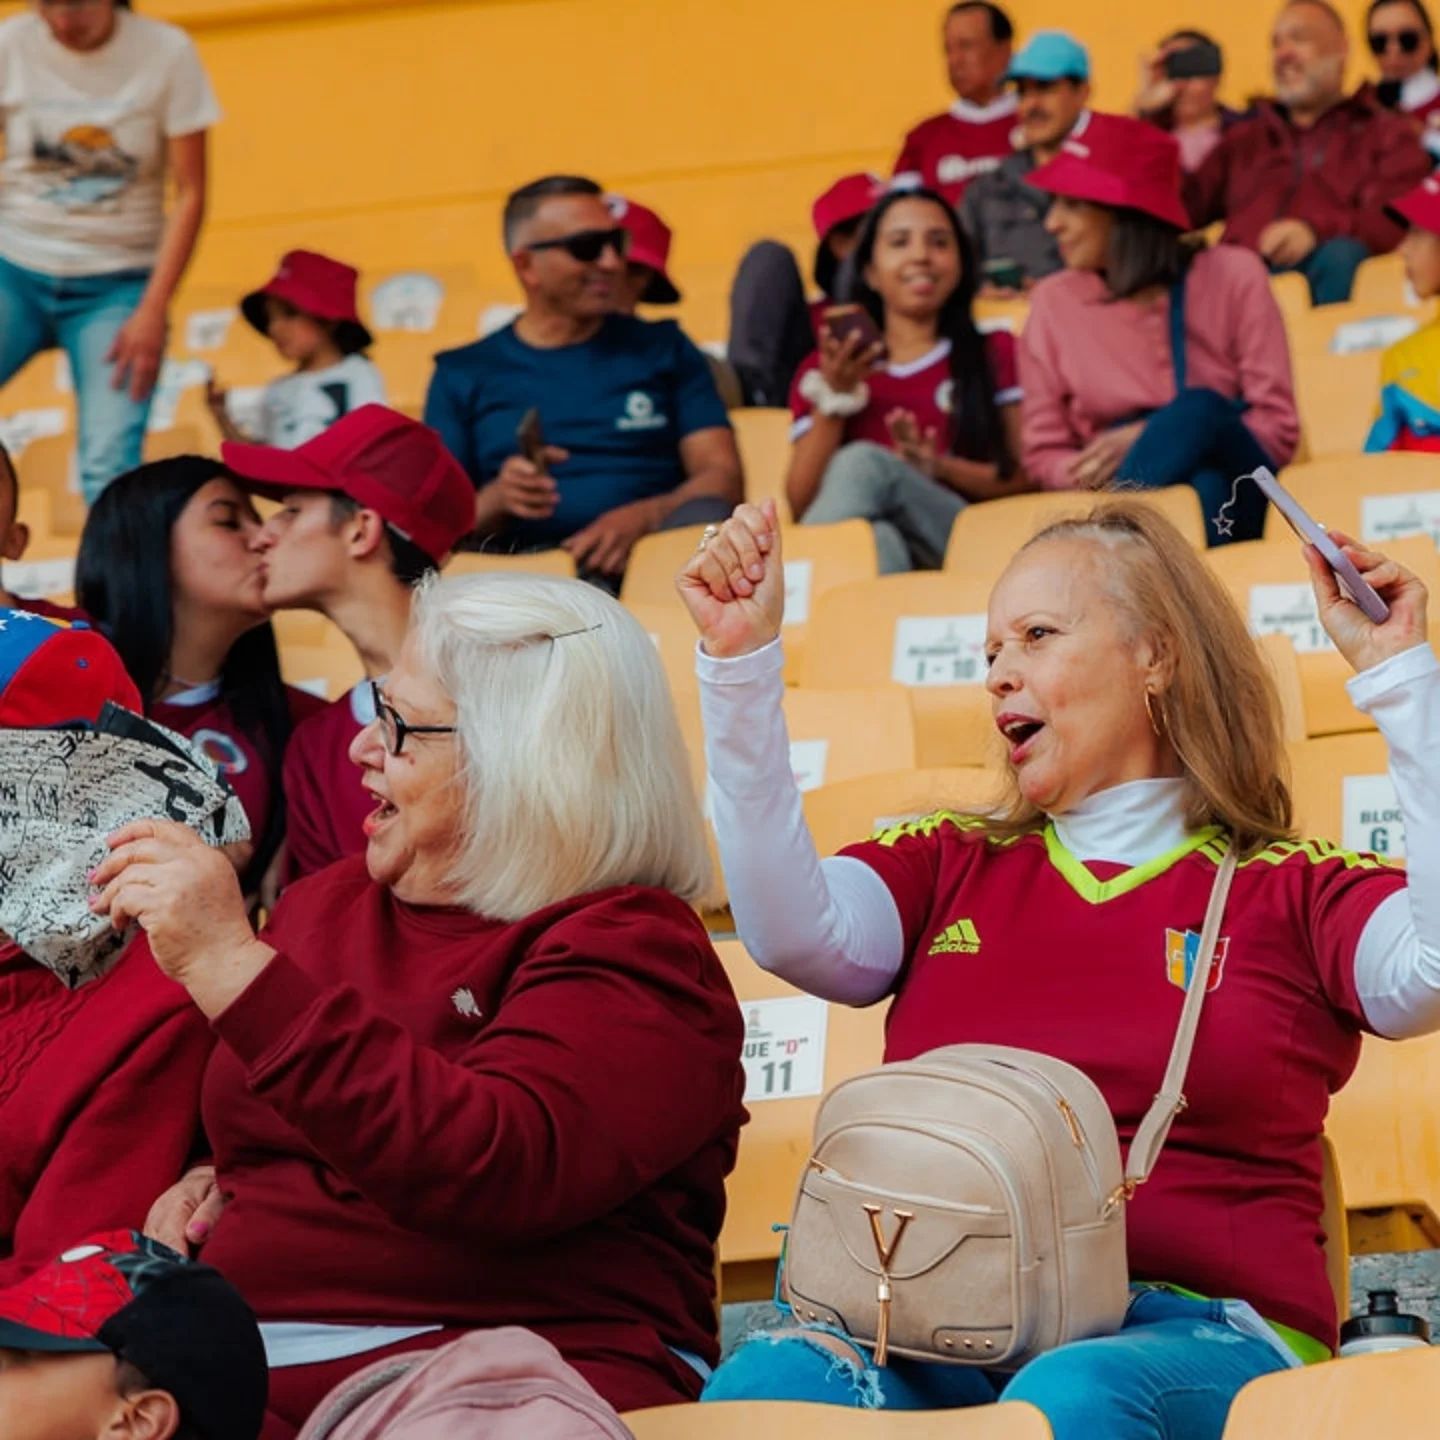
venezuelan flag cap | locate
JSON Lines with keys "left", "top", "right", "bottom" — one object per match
{"left": 0, "top": 610, "right": 141, "bottom": 729}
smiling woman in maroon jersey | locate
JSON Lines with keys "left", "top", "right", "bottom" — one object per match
{"left": 88, "top": 571, "right": 746, "bottom": 1439}
{"left": 680, "top": 496, "right": 1438, "bottom": 1440}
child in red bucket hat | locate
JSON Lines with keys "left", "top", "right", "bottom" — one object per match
{"left": 1014, "top": 112, "right": 1298, "bottom": 544}
{"left": 208, "top": 250, "right": 387, "bottom": 451}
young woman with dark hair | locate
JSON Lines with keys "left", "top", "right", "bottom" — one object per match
{"left": 785, "top": 187, "right": 1025, "bottom": 573}
{"left": 1368, "top": 0, "right": 1440, "bottom": 145}
{"left": 75, "top": 456, "right": 322, "bottom": 892}
{"left": 1020, "top": 114, "right": 1298, "bottom": 544}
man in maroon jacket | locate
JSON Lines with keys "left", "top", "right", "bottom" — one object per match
{"left": 1186, "top": 0, "right": 1431, "bottom": 303}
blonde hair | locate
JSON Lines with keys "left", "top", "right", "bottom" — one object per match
{"left": 409, "top": 571, "right": 711, "bottom": 919}
{"left": 973, "top": 499, "right": 1294, "bottom": 855}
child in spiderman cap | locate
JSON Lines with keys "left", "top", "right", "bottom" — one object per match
{"left": 0, "top": 1229, "right": 266, "bottom": 1440}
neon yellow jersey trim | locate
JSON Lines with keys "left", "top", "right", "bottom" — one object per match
{"left": 1041, "top": 825, "right": 1225, "bottom": 905}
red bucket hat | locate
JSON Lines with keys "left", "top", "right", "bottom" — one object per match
{"left": 0, "top": 612, "right": 140, "bottom": 728}
{"left": 1028, "top": 114, "right": 1190, "bottom": 230}
{"left": 812, "top": 172, "right": 886, "bottom": 243}
{"left": 607, "top": 196, "right": 681, "bottom": 304}
{"left": 241, "top": 249, "right": 374, "bottom": 353}
{"left": 222, "top": 405, "right": 475, "bottom": 564}
{"left": 1388, "top": 174, "right": 1440, "bottom": 236}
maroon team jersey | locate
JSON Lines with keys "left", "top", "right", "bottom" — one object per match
{"left": 281, "top": 684, "right": 373, "bottom": 882}
{"left": 894, "top": 96, "right": 1019, "bottom": 206}
{"left": 790, "top": 333, "right": 1020, "bottom": 449}
{"left": 9, "top": 595, "right": 88, "bottom": 624}
{"left": 842, "top": 815, "right": 1408, "bottom": 1349}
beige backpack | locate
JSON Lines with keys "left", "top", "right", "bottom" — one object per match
{"left": 783, "top": 845, "right": 1237, "bottom": 1371}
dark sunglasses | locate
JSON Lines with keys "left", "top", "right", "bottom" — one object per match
{"left": 525, "top": 227, "right": 630, "bottom": 263}
{"left": 1369, "top": 27, "right": 1424, "bottom": 53}
{"left": 369, "top": 681, "right": 456, "bottom": 757}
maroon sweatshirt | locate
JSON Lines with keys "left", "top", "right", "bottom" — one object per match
{"left": 202, "top": 859, "right": 746, "bottom": 1415}
{"left": 0, "top": 939, "right": 211, "bottom": 1285}
{"left": 1185, "top": 92, "right": 1430, "bottom": 254}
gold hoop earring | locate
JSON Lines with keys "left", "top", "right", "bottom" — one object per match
{"left": 1144, "top": 688, "right": 1164, "bottom": 739}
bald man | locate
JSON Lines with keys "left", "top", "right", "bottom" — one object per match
{"left": 1186, "top": 0, "right": 1429, "bottom": 303}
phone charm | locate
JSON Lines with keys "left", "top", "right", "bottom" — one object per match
{"left": 1211, "top": 475, "right": 1246, "bottom": 540}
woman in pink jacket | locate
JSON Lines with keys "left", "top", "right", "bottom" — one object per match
{"left": 1017, "top": 114, "right": 1298, "bottom": 544}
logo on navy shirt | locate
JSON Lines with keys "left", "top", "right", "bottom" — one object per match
{"left": 617, "top": 390, "right": 667, "bottom": 432}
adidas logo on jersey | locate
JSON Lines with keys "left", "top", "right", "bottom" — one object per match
{"left": 928, "top": 918, "right": 981, "bottom": 955}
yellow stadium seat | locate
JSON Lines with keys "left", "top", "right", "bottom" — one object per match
{"left": 1290, "top": 347, "right": 1383, "bottom": 460}
{"left": 1269, "top": 270, "right": 1312, "bottom": 329}
{"left": 1350, "top": 252, "right": 1414, "bottom": 314}
{"left": 1319, "top": 1135, "right": 1350, "bottom": 1322}
{"left": 1207, "top": 535, "right": 1440, "bottom": 736}
{"left": 973, "top": 295, "right": 1031, "bottom": 335}
{"left": 623, "top": 520, "right": 878, "bottom": 680}
{"left": 1254, "top": 632, "right": 1306, "bottom": 744}
{"left": 143, "top": 425, "right": 203, "bottom": 461}
{"left": 1221, "top": 1343, "right": 1440, "bottom": 1439}
{"left": 626, "top": 1400, "right": 1053, "bottom": 1439}
{"left": 1288, "top": 732, "right": 1405, "bottom": 859}
{"left": 277, "top": 635, "right": 365, "bottom": 701}
{"left": 623, "top": 600, "right": 705, "bottom": 705}
{"left": 445, "top": 548, "right": 576, "bottom": 579}
{"left": 944, "top": 486, "right": 1207, "bottom": 574}
{"left": 802, "top": 766, "right": 1000, "bottom": 858}
{"left": 371, "top": 330, "right": 442, "bottom": 413}
{"left": 1268, "top": 453, "right": 1440, "bottom": 546}
{"left": 19, "top": 433, "right": 85, "bottom": 539}
{"left": 801, "top": 572, "right": 1001, "bottom": 769}
{"left": 713, "top": 938, "right": 890, "bottom": 1293}
{"left": 732, "top": 407, "right": 793, "bottom": 517}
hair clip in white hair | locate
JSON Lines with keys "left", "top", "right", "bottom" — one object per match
{"left": 547, "top": 623, "right": 603, "bottom": 641}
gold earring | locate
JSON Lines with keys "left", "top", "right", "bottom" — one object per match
{"left": 1144, "top": 688, "right": 1164, "bottom": 739}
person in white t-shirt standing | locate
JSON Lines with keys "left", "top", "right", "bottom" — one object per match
{"left": 207, "top": 249, "right": 387, "bottom": 449}
{"left": 0, "top": 0, "right": 218, "bottom": 503}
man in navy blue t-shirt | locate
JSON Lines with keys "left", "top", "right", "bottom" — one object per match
{"left": 424, "top": 175, "right": 742, "bottom": 577}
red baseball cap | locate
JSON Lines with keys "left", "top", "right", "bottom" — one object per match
{"left": 1388, "top": 174, "right": 1440, "bottom": 236}
{"left": 607, "top": 195, "right": 681, "bottom": 304}
{"left": 1028, "top": 113, "right": 1190, "bottom": 231}
{"left": 223, "top": 405, "right": 475, "bottom": 564}
{"left": 0, "top": 1230, "right": 267, "bottom": 1440}
{"left": 0, "top": 611, "right": 140, "bottom": 728}
{"left": 241, "top": 249, "right": 373, "bottom": 352}
{"left": 812, "top": 172, "right": 885, "bottom": 243}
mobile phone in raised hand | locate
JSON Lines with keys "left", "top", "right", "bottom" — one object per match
{"left": 1247, "top": 467, "right": 1391, "bottom": 623}
{"left": 822, "top": 304, "right": 888, "bottom": 362}
{"left": 516, "top": 408, "right": 547, "bottom": 473}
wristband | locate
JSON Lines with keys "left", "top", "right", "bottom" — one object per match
{"left": 799, "top": 367, "right": 869, "bottom": 418}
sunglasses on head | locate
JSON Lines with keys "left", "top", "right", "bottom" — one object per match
{"left": 1369, "top": 27, "right": 1424, "bottom": 53}
{"left": 525, "top": 227, "right": 630, "bottom": 263}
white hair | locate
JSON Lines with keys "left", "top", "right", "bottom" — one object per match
{"left": 409, "top": 571, "right": 711, "bottom": 920}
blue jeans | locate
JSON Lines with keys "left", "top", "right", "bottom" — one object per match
{"left": 1271, "top": 236, "right": 1369, "bottom": 307}
{"left": 703, "top": 1290, "right": 1290, "bottom": 1440}
{"left": 0, "top": 253, "right": 154, "bottom": 502}
{"left": 1116, "top": 387, "right": 1274, "bottom": 546}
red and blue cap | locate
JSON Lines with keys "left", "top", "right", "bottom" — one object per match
{"left": 0, "top": 1230, "right": 267, "bottom": 1440}
{"left": 0, "top": 611, "right": 140, "bottom": 729}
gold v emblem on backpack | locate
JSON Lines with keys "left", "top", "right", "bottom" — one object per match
{"left": 863, "top": 1203, "right": 914, "bottom": 1365}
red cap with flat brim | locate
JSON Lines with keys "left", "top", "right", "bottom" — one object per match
{"left": 1028, "top": 113, "right": 1191, "bottom": 231}
{"left": 608, "top": 196, "right": 682, "bottom": 304}
{"left": 1388, "top": 175, "right": 1440, "bottom": 236}
{"left": 222, "top": 404, "right": 475, "bottom": 565}
{"left": 241, "top": 249, "right": 374, "bottom": 353}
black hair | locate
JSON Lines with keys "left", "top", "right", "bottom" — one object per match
{"left": 74, "top": 457, "right": 294, "bottom": 891}
{"left": 1163, "top": 26, "right": 1221, "bottom": 49}
{"left": 945, "top": 1, "right": 1014, "bottom": 42}
{"left": 326, "top": 495, "right": 437, "bottom": 587}
{"left": 114, "top": 1360, "right": 199, "bottom": 1440}
{"left": 814, "top": 215, "right": 865, "bottom": 297}
{"left": 1368, "top": 0, "right": 1436, "bottom": 41}
{"left": 502, "top": 175, "right": 602, "bottom": 252}
{"left": 844, "top": 187, "right": 1012, "bottom": 474}
{"left": 1103, "top": 207, "right": 1203, "bottom": 300}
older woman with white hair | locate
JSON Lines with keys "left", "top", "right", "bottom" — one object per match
{"left": 90, "top": 572, "right": 747, "bottom": 1439}
{"left": 678, "top": 497, "right": 1438, "bottom": 1440}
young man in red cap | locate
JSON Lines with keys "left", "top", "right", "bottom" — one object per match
{"left": 208, "top": 249, "right": 386, "bottom": 449}
{"left": 0, "top": 1229, "right": 266, "bottom": 1440}
{"left": 0, "top": 615, "right": 213, "bottom": 1287}
{"left": 893, "top": 1, "right": 1018, "bottom": 205}
{"left": 424, "top": 174, "right": 740, "bottom": 581}
{"left": 224, "top": 404, "right": 474, "bottom": 881}
{"left": 726, "top": 172, "right": 885, "bottom": 407}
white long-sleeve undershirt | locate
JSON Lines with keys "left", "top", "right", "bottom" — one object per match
{"left": 698, "top": 639, "right": 1440, "bottom": 1037}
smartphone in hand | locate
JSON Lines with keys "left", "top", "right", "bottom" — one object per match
{"left": 516, "top": 407, "right": 548, "bottom": 473}
{"left": 822, "top": 305, "right": 888, "bottom": 362}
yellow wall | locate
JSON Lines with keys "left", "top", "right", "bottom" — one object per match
{"left": 0, "top": 0, "right": 1382, "bottom": 343}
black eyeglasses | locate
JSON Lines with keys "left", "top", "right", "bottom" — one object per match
{"left": 525, "top": 227, "right": 630, "bottom": 263}
{"left": 369, "top": 681, "right": 456, "bottom": 757}
{"left": 1369, "top": 27, "right": 1424, "bottom": 53}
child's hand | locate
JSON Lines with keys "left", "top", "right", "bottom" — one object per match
{"left": 205, "top": 375, "right": 228, "bottom": 417}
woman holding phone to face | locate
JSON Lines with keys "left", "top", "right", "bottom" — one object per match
{"left": 1134, "top": 31, "right": 1244, "bottom": 172}
{"left": 784, "top": 188, "right": 1027, "bottom": 575}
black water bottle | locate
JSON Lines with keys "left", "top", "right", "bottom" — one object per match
{"left": 1339, "top": 1289, "right": 1430, "bottom": 1357}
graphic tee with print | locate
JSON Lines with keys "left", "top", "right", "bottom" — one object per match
{"left": 424, "top": 315, "right": 731, "bottom": 549}
{"left": 893, "top": 97, "right": 1020, "bottom": 207}
{"left": 257, "top": 355, "right": 387, "bottom": 450}
{"left": 789, "top": 333, "right": 1020, "bottom": 447}
{"left": 842, "top": 815, "right": 1407, "bottom": 1349}
{"left": 0, "top": 10, "right": 220, "bottom": 276}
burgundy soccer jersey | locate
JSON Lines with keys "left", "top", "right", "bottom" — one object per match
{"left": 10, "top": 594, "right": 88, "bottom": 623}
{"left": 280, "top": 684, "right": 372, "bottom": 881}
{"left": 841, "top": 816, "right": 1407, "bottom": 1349}
{"left": 790, "top": 333, "right": 1020, "bottom": 449}
{"left": 894, "top": 96, "right": 1020, "bottom": 206}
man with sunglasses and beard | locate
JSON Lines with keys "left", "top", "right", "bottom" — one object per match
{"left": 425, "top": 175, "right": 741, "bottom": 582}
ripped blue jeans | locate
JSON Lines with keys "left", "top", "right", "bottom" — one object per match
{"left": 703, "top": 1288, "right": 1292, "bottom": 1440}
